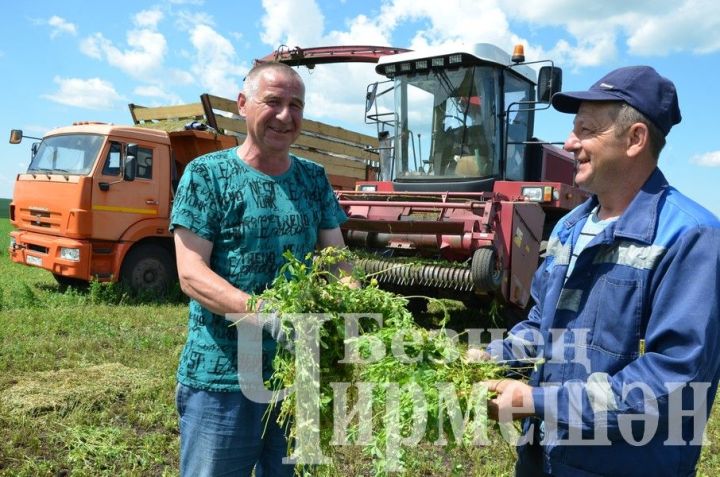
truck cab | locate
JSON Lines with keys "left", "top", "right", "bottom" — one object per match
{"left": 8, "top": 123, "right": 235, "bottom": 292}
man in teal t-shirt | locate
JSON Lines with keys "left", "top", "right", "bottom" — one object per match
{"left": 170, "top": 62, "right": 348, "bottom": 476}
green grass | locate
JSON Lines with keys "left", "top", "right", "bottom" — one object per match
{"left": 0, "top": 199, "right": 9, "bottom": 219}
{"left": 0, "top": 220, "right": 185, "bottom": 476}
{"left": 1, "top": 218, "right": 719, "bottom": 476}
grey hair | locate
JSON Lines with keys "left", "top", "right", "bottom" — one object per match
{"left": 243, "top": 62, "right": 304, "bottom": 100}
{"left": 610, "top": 102, "right": 666, "bottom": 159}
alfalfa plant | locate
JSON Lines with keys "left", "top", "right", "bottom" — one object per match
{"left": 242, "top": 248, "right": 507, "bottom": 476}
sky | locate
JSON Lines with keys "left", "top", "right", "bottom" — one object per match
{"left": 1, "top": 0, "right": 718, "bottom": 216}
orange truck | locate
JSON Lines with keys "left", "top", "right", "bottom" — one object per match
{"left": 7, "top": 95, "right": 379, "bottom": 292}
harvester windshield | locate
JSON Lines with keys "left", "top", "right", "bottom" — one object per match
{"left": 28, "top": 134, "right": 103, "bottom": 176}
{"left": 370, "top": 44, "right": 539, "bottom": 189}
{"left": 390, "top": 64, "right": 538, "bottom": 185}
{"left": 393, "top": 65, "right": 500, "bottom": 180}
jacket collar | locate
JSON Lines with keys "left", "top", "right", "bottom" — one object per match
{"left": 562, "top": 168, "right": 668, "bottom": 245}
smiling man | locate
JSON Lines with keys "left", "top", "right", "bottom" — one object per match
{"left": 169, "top": 62, "right": 349, "bottom": 476}
{"left": 484, "top": 66, "right": 720, "bottom": 476}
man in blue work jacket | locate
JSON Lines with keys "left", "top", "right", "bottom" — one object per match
{"left": 483, "top": 66, "right": 720, "bottom": 476}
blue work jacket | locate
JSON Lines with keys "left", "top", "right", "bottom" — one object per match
{"left": 489, "top": 168, "right": 720, "bottom": 476}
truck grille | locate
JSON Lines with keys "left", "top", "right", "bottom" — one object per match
{"left": 28, "top": 244, "right": 49, "bottom": 254}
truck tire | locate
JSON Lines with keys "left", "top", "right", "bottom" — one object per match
{"left": 120, "top": 243, "right": 177, "bottom": 295}
{"left": 471, "top": 247, "right": 502, "bottom": 291}
{"left": 53, "top": 274, "right": 88, "bottom": 290}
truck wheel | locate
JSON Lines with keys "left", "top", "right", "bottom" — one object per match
{"left": 120, "top": 244, "right": 177, "bottom": 295}
{"left": 471, "top": 247, "right": 502, "bottom": 291}
{"left": 53, "top": 274, "right": 88, "bottom": 290}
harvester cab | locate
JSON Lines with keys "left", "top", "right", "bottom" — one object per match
{"left": 363, "top": 43, "right": 560, "bottom": 190}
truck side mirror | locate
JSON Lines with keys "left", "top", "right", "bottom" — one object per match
{"left": 123, "top": 144, "right": 137, "bottom": 182}
{"left": 10, "top": 129, "right": 23, "bottom": 144}
{"left": 538, "top": 66, "right": 562, "bottom": 104}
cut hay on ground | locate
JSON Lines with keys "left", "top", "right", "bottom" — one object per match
{"left": 2, "top": 362, "right": 156, "bottom": 416}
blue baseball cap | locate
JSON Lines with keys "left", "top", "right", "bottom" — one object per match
{"left": 551, "top": 66, "right": 682, "bottom": 136}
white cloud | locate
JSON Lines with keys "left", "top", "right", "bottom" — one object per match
{"left": 79, "top": 33, "right": 106, "bottom": 59}
{"left": 499, "top": 0, "right": 720, "bottom": 62}
{"left": 189, "top": 24, "right": 248, "bottom": 98}
{"left": 48, "top": 16, "right": 77, "bottom": 39}
{"left": 79, "top": 9, "right": 171, "bottom": 80}
{"left": 377, "top": 0, "right": 515, "bottom": 49}
{"left": 260, "top": 0, "right": 325, "bottom": 47}
{"left": 692, "top": 151, "right": 720, "bottom": 167}
{"left": 80, "top": 28, "right": 167, "bottom": 80}
{"left": 134, "top": 9, "right": 164, "bottom": 29}
{"left": 255, "top": 0, "right": 529, "bottom": 129}
{"left": 42, "top": 77, "right": 123, "bottom": 110}
{"left": 324, "top": 14, "right": 391, "bottom": 46}
{"left": 546, "top": 28, "right": 618, "bottom": 69}
{"left": 78, "top": 8, "right": 203, "bottom": 105}
{"left": 175, "top": 10, "right": 215, "bottom": 31}
{"left": 252, "top": 0, "right": 720, "bottom": 134}
{"left": 627, "top": 0, "right": 720, "bottom": 55}
{"left": 166, "top": 68, "right": 196, "bottom": 86}
{"left": 498, "top": 0, "right": 664, "bottom": 24}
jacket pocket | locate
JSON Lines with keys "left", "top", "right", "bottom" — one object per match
{"left": 589, "top": 275, "right": 643, "bottom": 359}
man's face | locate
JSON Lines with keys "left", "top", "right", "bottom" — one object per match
{"left": 239, "top": 69, "right": 305, "bottom": 155}
{"left": 564, "top": 102, "right": 628, "bottom": 195}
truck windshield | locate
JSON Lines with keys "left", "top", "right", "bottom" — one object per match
{"left": 28, "top": 134, "right": 104, "bottom": 176}
{"left": 392, "top": 65, "right": 499, "bottom": 181}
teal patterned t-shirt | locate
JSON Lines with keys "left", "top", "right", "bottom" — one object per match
{"left": 170, "top": 148, "right": 347, "bottom": 391}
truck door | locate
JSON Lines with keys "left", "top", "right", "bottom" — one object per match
{"left": 92, "top": 141, "right": 162, "bottom": 240}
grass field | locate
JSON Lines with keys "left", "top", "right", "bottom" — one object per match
{"left": 1, "top": 218, "right": 719, "bottom": 476}
{"left": 0, "top": 199, "right": 10, "bottom": 219}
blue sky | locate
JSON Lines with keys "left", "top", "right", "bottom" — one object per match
{"left": 1, "top": 0, "right": 718, "bottom": 216}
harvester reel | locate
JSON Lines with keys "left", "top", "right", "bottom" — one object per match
{"left": 471, "top": 247, "right": 502, "bottom": 291}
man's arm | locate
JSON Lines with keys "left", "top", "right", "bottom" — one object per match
{"left": 317, "top": 227, "right": 356, "bottom": 284}
{"left": 531, "top": 227, "right": 720, "bottom": 439}
{"left": 174, "top": 226, "right": 255, "bottom": 315}
{"left": 317, "top": 227, "right": 345, "bottom": 249}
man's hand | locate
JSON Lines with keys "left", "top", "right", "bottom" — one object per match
{"left": 485, "top": 379, "right": 535, "bottom": 422}
{"left": 465, "top": 348, "right": 492, "bottom": 363}
{"left": 339, "top": 275, "right": 361, "bottom": 289}
{"left": 255, "top": 299, "right": 292, "bottom": 348}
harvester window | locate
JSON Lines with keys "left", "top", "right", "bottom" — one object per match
{"left": 393, "top": 65, "right": 499, "bottom": 181}
{"left": 503, "top": 73, "right": 534, "bottom": 181}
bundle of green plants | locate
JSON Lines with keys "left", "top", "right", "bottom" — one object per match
{"left": 243, "top": 248, "right": 506, "bottom": 476}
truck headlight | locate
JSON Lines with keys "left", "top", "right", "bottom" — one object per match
{"left": 8, "top": 236, "right": 16, "bottom": 250}
{"left": 60, "top": 247, "right": 81, "bottom": 262}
